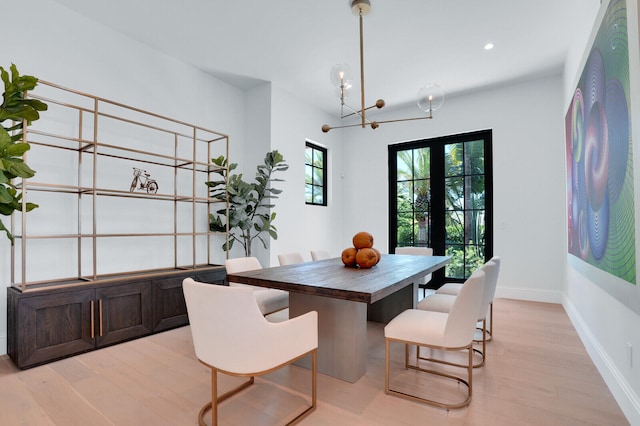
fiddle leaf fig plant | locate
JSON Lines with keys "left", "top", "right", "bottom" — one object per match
{"left": 206, "top": 150, "right": 288, "bottom": 256}
{"left": 0, "top": 64, "right": 47, "bottom": 243}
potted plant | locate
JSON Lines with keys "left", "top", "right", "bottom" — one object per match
{"left": 0, "top": 64, "right": 47, "bottom": 243}
{"left": 206, "top": 150, "right": 288, "bottom": 256}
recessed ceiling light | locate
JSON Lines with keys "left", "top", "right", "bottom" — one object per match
{"left": 484, "top": 43, "right": 494, "bottom": 50}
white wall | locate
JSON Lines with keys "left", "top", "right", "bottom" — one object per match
{"left": 267, "top": 85, "right": 345, "bottom": 266}
{"left": 561, "top": 0, "right": 640, "bottom": 423}
{"left": 0, "top": 0, "right": 246, "bottom": 354}
{"left": 339, "top": 75, "right": 568, "bottom": 302}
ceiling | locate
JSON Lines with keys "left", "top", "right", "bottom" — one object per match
{"left": 51, "top": 0, "right": 592, "bottom": 116}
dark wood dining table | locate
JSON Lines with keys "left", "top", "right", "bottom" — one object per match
{"left": 226, "top": 254, "right": 451, "bottom": 382}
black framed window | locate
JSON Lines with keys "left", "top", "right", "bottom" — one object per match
{"left": 305, "top": 141, "right": 327, "bottom": 206}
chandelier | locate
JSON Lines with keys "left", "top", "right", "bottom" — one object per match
{"left": 321, "top": 0, "right": 444, "bottom": 133}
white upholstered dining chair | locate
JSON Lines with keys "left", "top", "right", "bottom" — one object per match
{"left": 183, "top": 278, "right": 317, "bottom": 425}
{"left": 384, "top": 269, "right": 486, "bottom": 409}
{"left": 225, "top": 257, "right": 289, "bottom": 316}
{"left": 310, "top": 250, "right": 331, "bottom": 261}
{"left": 278, "top": 252, "right": 305, "bottom": 265}
{"left": 435, "top": 256, "right": 501, "bottom": 342}
{"left": 395, "top": 246, "right": 434, "bottom": 297}
{"left": 416, "top": 259, "right": 500, "bottom": 367}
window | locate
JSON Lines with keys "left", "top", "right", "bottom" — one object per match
{"left": 389, "top": 130, "right": 493, "bottom": 286}
{"left": 305, "top": 142, "right": 327, "bottom": 206}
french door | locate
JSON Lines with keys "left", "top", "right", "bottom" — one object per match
{"left": 388, "top": 129, "right": 493, "bottom": 286}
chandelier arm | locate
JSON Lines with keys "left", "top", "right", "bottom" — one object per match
{"left": 371, "top": 113, "right": 434, "bottom": 126}
{"left": 322, "top": 122, "right": 374, "bottom": 132}
{"left": 341, "top": 102, "right": 380, "bottom": 120}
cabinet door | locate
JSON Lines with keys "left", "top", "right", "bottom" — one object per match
{"left": 95, "top": 281, "right": 153, "bottom": 347}
{"left": 151, "top": 277, "right": 188, "bottom": 332}
{"left": 11, "top": 288, "right": 95, "bottom": 369}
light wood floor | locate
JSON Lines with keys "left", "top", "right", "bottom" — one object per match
{"left": 0, "top": 298, "right": 630, "bottom": 425}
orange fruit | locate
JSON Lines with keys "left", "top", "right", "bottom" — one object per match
{"left": 341, "top": 247, "right": 358, "bottom": 267}
{"left": 372, "top": 248, "right": 381, "bottom": 265}
{"left": 353, "top": 231, "right": 374, "bottom": 249}
{"left": 356, "top": 248, "right": 378, "bottom": 269}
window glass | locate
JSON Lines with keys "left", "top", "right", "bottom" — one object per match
{"left": 305, "top": 142, "right": 327, "bottom": 206}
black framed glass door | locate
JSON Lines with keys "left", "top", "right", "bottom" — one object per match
{"left": 389, "top": 130, "right": 493, "bottom": 286}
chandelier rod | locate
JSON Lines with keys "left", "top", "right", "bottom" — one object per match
{"left": 324, "top": 112, "right": 434, "bottom": 132}
{"left": 358, "top": 7, "right": 366, "bottom": 128}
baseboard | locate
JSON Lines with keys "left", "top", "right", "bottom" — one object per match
{"left": 494, "top": 286, "right": 563, "bottom": 304}
{"left": 563, "top": 295, "right": 640, "bottom": 425}
{"left": 0, "top": 331, "right": 6, "bottom": 356}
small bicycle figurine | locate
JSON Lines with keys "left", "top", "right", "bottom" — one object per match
{"left": 130, "top": 167, "right": 159, "bottom": 194}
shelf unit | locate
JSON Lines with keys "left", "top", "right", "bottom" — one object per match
{"left": 6, "top": 81, "right": 230, "bottom": 368}
{"left": 10, "top": 80, "right": 229, "bottom": 292}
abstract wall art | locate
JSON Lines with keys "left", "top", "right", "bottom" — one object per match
{"left": 565, "top": 0, "right": 636, "bottom": 285}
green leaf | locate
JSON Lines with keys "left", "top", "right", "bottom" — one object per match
{"left": 2, "top": 158, "right": 35, "bottom": 178}
{"left": 5, "top": 142, "right": 30, "bottom": 157}
{"left": 0, "top": 185, "right": 13, "bottom": 203}
{"left": 0, "top": 219, "right": 14, "bottom": 244}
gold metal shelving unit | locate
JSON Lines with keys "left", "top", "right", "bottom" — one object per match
{"left": 10, "top": 81, "right": 229, "bottom": 292}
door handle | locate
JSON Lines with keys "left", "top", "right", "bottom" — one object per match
{"left": 90, "top": 300, "right": 95, "bottom": 339}
{"left": 99, "top": 299, "right": 103, "bottom": 337}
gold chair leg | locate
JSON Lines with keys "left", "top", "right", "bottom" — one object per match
{"left": 198, "top": 369, "right": 254, "bottom": 426}
{"left": 287, "top": 349, "right": 317, "bottom": 425}
{"left": 421, "top": 318, "right": 487, "bottom": 369}
{"left": 387, "top": 338, "right": 473, "bottom": 409}
{"left": 197, "top": 350, "right": 316, "bottom": 426}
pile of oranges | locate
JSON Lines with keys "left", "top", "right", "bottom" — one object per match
{"left": 341, "top": 231, "right": 381, "bottom": 269}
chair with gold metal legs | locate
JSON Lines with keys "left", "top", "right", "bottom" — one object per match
{"left": 278, "top": 252, "right": 305, "bottom": 265}
{"left": 384, "top": 269, "right": 485, "bottom": 409}
{"left": 183, "top": 278, "right": 318, "bottom": 426}
{"left": 310, "top": 250, "right": 331, "bottom": 261}
{"left": 395, "top": 246, "right": 434, "bottom": 297}
{"left": 225, "top": 257, "right": 289, "bottom": 316}
{"left": 415, "top": 259, "right": 499, "bottom": 368}
{"left": 435, "top": 256, "right": 501, "bottom": 341}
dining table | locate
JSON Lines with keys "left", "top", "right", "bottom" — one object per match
{"left": 225, "top": 253, "right": 451, "bottom": 382}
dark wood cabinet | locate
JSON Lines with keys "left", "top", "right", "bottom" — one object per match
{"left": 7, "top": 287, "right": 95, "bottom": 369}
{"left": 95, "top": 281, "right": 154, "bottom": 347}
{"left": 7, "top": 267, "right": 226, "bottom": 369}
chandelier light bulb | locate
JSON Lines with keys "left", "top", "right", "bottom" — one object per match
{"left": 330, "top": 64, "right": 353, "bottom": 88}
{"left": 416, "top": 83, "right": 445, "bottom": 112}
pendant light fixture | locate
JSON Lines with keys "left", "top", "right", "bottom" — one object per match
{"left": 321, "top": 0, "right": 444, "bottom": 133}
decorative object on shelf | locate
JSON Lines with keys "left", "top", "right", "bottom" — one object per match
{"left": 9, "top": 79, "right": 228, "bottom": 292}
{"left": 321, "top": 0, "right": 444, "bottom": 133}
{"left": 207, "top": 150, "right": 288, "bottom": 256}
{"left": 129, "top": 167, "right": 158, "bottom": 194}
{"left": 341, "top": 231, "right": 380, "bottom": 268}
{"left": 0, "top": 64, "right": 47, "bottom": 243}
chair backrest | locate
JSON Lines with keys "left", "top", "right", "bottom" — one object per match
{"left": 395, "top": 246, "right": 433, "bottom": 256}
{"left": 225, "top": 257, "right": 262, "bottom": 288}
{"left": 278, "top": 252, "right": 305, "bottom": 265}
{"left": 478, "top": 260, "right": 499, "bottom": 320}
{"left": 225, "top": 256, "right": 262, "bottom": 273}
{"left": 310, "top": 250, "right": 331, "bottom": 261}
{"left": 490, "top": 256, "right": 501, "bottom": 277}
{"left": 183, "top": 278, "right": 268, "bottom": 372}
{"left": 443, "top": 269, "right": 486, "bottom": 347}
{"left": 395, "top": 247, "right": 433, "bottom": 283}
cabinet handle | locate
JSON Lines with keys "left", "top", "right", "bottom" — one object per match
{"left": 99, "top": 299, "right": 103, "bottom": 337}
{"left": 90, "top": 300, "right": 95, "bottom": 339}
